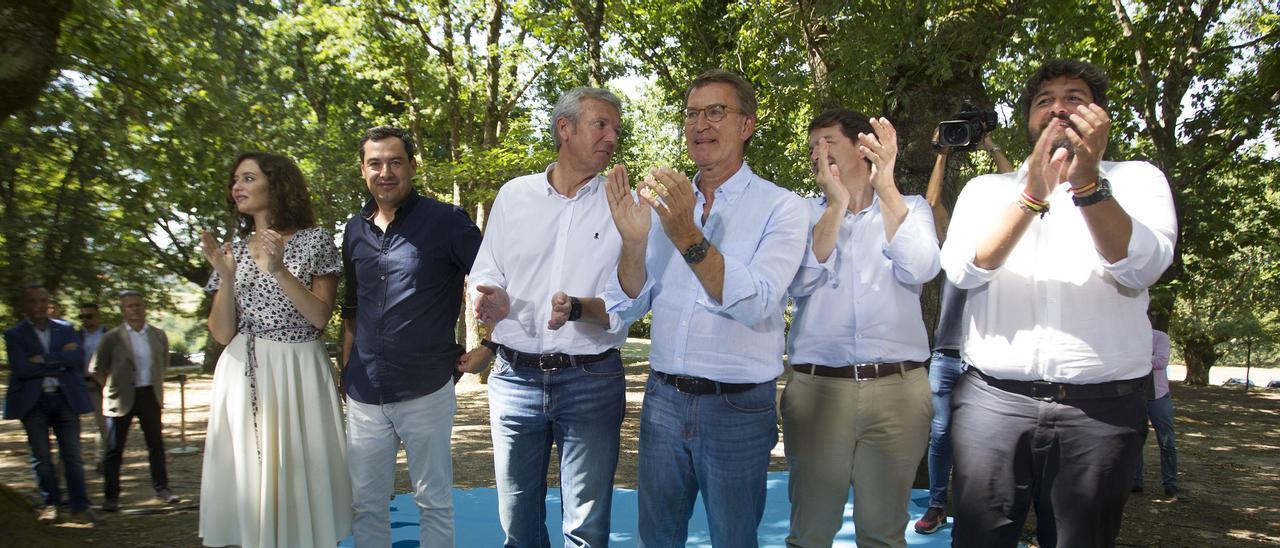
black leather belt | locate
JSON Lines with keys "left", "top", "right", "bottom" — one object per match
{"left": 937, "top": 348, "right": 961, "bottom": 359}
{"left": 969, "top": 368, "right": 1145, "bottom": 402}
{"left": 497, "top": 345, "right": 618, "bottom": 371}
{"left": 652, "top": 371, "right": 762, "bottom": 395}
{"left": 791, "top": 361, "right": 925, "bottom": 381}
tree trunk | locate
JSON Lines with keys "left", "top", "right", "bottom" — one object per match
{"left": 0, "top": 0, "right": 72, "bottom": 120}
{"left": 1182, "top": 335, "right": 1217, "bottom": 386}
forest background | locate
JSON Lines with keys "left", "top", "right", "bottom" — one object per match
{"left": 2, "top": 0, "right": 1277, "bottom": 385}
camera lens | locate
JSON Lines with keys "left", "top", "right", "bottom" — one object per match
{"left": 938, "top": 121, "right": 973, "bottom": 147}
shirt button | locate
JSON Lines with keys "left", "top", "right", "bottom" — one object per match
{"left": 380, "top": 275, "right": 386, "bottom": 280}
{"left": 681, "top": 321, "right": 687, "bottom": 326}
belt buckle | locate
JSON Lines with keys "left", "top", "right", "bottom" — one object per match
{"left": 538, "top": 353, "right": 567, "bottom": 371}
{"left": 851, "top": 363, "right": 878, "bottom": 382}
{"left": 1030, "top": 381, "right": 1063, "bottom": 402}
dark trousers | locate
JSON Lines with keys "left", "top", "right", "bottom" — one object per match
{"left": 103, "top": 387, "right": 168, "bottom": 499}
{"left": 20, "top": 390, "right": 90, "bottom": 511}
{"left": 950, "top": 370, "right": 1145, "bottom": 547}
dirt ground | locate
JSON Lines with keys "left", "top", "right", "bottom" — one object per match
{"left": 2, "top": 342, "right": 1278, "bottom": 547}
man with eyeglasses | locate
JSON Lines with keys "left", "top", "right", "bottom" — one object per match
{"left": 77, "top": 302, "right": 109, "bottom": 473}
{"left": 604, "top": 69, "right": 808, "bottom": 547}
{"left": 463, "top": 86, "right": 633, "bottom": 548}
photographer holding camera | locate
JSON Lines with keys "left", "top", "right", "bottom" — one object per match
{"left": 918, "top": 111, "right": 1058, "bottom": 547}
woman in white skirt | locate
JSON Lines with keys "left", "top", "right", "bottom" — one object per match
{"left": 198, "top": 151, "right": 352, "bottom": 547}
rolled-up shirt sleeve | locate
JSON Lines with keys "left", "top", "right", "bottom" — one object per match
{"left": 603, "top": 257, "right": 655, "bottom": 326}
{"left": 941, "top": 174, "right": 1004, "bottom": 289}
{"left": 467, "top": 190, "right": 509, "bottom": 300}
{"left": 885, "top": 197, "right": 941, "bottom": 286}
{"left": 699, "top": 193, "right": 809, "bottom": 326}
{"left": 1099, "top": 162, "right": 1177, "bottom": 290}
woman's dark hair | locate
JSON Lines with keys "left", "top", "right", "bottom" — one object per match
{"left": 227, "top": 152, "right": 316, "bottom": 237}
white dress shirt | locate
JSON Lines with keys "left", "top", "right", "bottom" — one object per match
{"left": 604, "top": 163, "right": 808, "bottom": 384}
{"left": 940, "top": 160, "right": 1177, "bottom": 383}
{"left": 469, "top": 164, "right": 629, "bottom": 355}
{"left": 82, "top": 327, "right": 104, "bottom": 370}
{"left": 34, "top": 325, "right": 59, "bottom": 389}
{"left": 127, "top": 324, "right": 154, "bottom": 387}
{"left": 787, "top": 194, "right": 940, "bottom": 365}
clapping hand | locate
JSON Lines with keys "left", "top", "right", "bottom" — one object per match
{"left": 604, "top": 165, "right": 652, "bottom": 244}
{"left": 858, "top": 117, "right": 899, "bottom": 194}
{"left": 249, "top": 229, "right": 286, "bottom": 276}
{"left": 200, "top": 230, "right": 236, "bottom": 279}
{"left": 813, "top": 138, "right": 848, "bottom": 207}
{"left": 641, "top": 167, "right": 701, "bottom": 248}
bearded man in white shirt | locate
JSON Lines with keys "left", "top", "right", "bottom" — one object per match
{"left": 939, "top": 59, "right": 1177, "bottom": 546}
{"left": 462, "top": 86, "right": 632, "bottom": 548}
{"left": 783, "top": 108, "right": 939, "bottom": 547}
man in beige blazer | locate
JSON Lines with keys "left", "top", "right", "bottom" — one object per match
{"left": 90, "top": 290, "right": 180, "bottom": 510}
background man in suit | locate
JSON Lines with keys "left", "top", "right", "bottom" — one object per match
{"left": 78, "top": 301, "right": 109, "bottom": 473}
{"left": 3, "top": 284, "right": 94, "bottom": 524}
{"left": 90, "top": 290, "right": 179, "bottom": 511}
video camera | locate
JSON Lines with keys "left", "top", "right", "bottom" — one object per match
{"left": 936, "top": 103, "right": 998, "bottom": 150}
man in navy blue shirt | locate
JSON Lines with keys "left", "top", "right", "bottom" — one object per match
{"left": 341, "top": 126, "right": 482, "bottom": 548}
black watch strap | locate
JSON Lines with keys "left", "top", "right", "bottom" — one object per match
{"left": 480, "top": 339, "right": 499, "bottom": 353}
{"left": 567, "top": 296, "right": 583, "bottom": 322}
{"left": 682, "top": 237, "right": 710, "bottom": 264}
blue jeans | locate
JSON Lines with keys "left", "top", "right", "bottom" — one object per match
{"left": 489, "top": 351, "right": 625, "bottom": 548}
{"left": 637, "top": 374, "right": 777, "bottom": 548}
{"left": 926, "top": 351, "right": 963, "bottom": 509}
{"left": 1134, "top": 394, "right": 1178, "bottom": 490}
{"left": 20, "top": 390, "right": 90, "bottom": 511}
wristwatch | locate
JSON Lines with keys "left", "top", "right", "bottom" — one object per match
{"left": 682, "top": 237, "right": 710, "bottom": 264}
{"left": 480, "top": 339, "right": 499, "bottom": 353}
{"left": 1072, "top": 178, "right": 1113, "bottom": 207}
{"left": 567, "top": 296, "right": 583, "bottom": 322}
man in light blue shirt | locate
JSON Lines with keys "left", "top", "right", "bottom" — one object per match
{"left": 604, "top": 69, "right": 808, "bottom": 547}
{"left": 783, "top": 109, "right": 939, "bottom": 547}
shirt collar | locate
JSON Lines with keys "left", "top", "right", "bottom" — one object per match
{"left": 541, "top": 163, "right": 602, "bottom": 199}
{"left": 127, "top": 324, "right": 149, "bottom": 335}
{"left": 819, "top": 191, "right": 880, "bottom": 218}
{"left": 361, "top": 189, "right": 422, "bottom": 223}
{"left": 693, "top": 162, "right": 753, "bottom": 207}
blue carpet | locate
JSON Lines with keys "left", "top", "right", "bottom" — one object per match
{"left": 339, "top": 471, "right": 952, "bottom": 546}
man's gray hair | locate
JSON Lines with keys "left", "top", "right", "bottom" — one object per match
{"left": 550, "top": 87, "right": 622, "bottom": 150}
{"left": 118, "top": 289, "right": 145, "bottom": 300}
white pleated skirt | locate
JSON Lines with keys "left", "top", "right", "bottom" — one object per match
{"left": 199, "top": 333, "right": 353, "bottom": 547}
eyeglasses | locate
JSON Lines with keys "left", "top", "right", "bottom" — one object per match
{"left": 683, "top": 104, "right": 744, "bottom": 125}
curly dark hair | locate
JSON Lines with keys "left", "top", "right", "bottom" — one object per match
{"left": 1018, "top": 59, "right": 1109, "bottom": 124}
{"left": 226, "top": 152, "right": 316, "bottom": 237}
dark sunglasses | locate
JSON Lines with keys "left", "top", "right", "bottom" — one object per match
{"left": 78, "top": 313, "right": 96, "bottom": 320}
